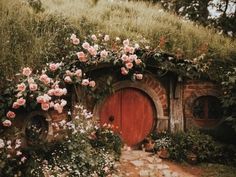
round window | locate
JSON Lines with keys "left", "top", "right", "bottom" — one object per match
{"left": 25, "top": 114, "right": 49, "bottom": 144}
{"left": 192, "top": 96, "right": 222, "bottom": 120}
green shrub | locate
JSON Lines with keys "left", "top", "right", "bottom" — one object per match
{"left": 153, "top": 129, "right": 236, "bottom": 164}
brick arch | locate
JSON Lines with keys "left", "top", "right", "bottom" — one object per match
{"left": 93, "top": 73, "right": 168, "bottom": 131}
{"left": 183, "top": 80, "right": 222, "bottom": 129}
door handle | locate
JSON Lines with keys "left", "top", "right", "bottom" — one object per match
{"left": 108, "top": 115, "right": 114, "bottom": 122}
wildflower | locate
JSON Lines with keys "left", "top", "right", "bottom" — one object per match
{"left": 123, "top": 39, "right": 129, "bottom": 46}
{"left": 0, "top": 139, "right": 5, "bottom": 148}
{"left": 16, "top": 151, "right": 22, "bottom": 156}
{"left": 104, "top": 35, "right": 110, "bottom": 41}
{"left": 135, "top": 73, "right": 143, "bottom": 80}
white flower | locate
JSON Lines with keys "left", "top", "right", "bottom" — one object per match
{"left": 16, "top": 151, "right": 22, "bottom": 156}
{"left": 0, "top": 139, "right": 5, "bottom": 148}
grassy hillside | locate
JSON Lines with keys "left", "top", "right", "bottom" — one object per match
{"left": 0, "top": 0, "right": 236, "bottom": 89}
{"left": 41, "top": 0, "right": 236, "bottom": 60}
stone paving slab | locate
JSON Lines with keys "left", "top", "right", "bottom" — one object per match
{"left": 111, "top": 149, "right": 198, "bottom": 177}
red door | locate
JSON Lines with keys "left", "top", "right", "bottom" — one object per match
{"left": 100, "top": 88, "right": 155, "bottom": 146}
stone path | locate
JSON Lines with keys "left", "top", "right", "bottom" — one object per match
{"left": 111, "top": 150, "right": 197, "bottom": 177}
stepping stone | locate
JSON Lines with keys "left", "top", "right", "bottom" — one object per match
{"left": 147, "top": 164, "right": 155, "bottom": 169}
{"left": 156, "top": 164, "right": 169, "bottom": 170}
{"left": 139, "top": 170, "right": 150, "bottom": 176}
{"left": 130, "top": 160, "right": 144, "bottom": 167}
{"left": 172, "top": 172, "right": 179, "bottom": 177}
{"left": 162, "top": 169, "right": 172, "bottom": 177}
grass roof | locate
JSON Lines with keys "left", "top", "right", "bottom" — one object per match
{"left": 0, "top": 0, "right": 236, "bottom": 88}
{"left": 41, "top": 0, "right": 236, "bottom": 61}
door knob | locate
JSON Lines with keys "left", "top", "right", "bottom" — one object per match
{"left": 108, "top": 115, "right": 114, "bottom": 122}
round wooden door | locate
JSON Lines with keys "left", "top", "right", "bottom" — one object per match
{"left": 100, "top": 88, "right": 155, "bottom": 146}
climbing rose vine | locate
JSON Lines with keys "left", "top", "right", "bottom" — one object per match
{"left": 1, "top": 33, "right": 145, "bottom": 127}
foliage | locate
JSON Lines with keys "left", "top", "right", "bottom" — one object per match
{"left": 0, "top": 105, "right": 122, "bottom": 177}
{"left": 151, "top": 129, "right": 236, "bottom": 164}
{"left": 138, "top": 0, "right": 236, "bottom": 38}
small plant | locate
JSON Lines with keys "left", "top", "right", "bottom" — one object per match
{"left": 154, "top": 137, "right": 172, "bottom": 151}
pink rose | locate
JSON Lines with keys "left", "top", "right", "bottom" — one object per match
{"left": 100, "top": 50, "right": 108, "bottom": 58}
{"left": 89, "top": 81, "right": 96, "bottom": 87}
{"left": 129, "top": 47, "right": 135, "bottom": 54}
{"left": 129, "top": 54, "right": 137, "bottom": 62}
{"left": 47, "top": 89, "right": 54, "bottom": 96}
{"left": 125, "top": 62, "right": 133, "bottom": 69}
{"left": 17, "top": 83, "right": 26, "bottom": 92}
{"left": 124, "top": 46, "right": 131, "bottom": 53}
{"left": 88, "top": 47, "right": 97, "bottom": 56}
{"left": 12, "top": 102, "right": 20, "bottom": 109}
{"left": 104, "top": 35, "right": 110, "bottom": 41}
{"left": 121, "top": 67, "right": 129, "bottom": 75}
{"left": 72, "top": 38, "right": 80, "bottom": 45}
{"left": 16, "top": 98, "right": 26, "bottom": 106}
{"left": 39, "top": 74, "right": 50, "bottom": 85}
{"left": 36, "top": 96, "right": 43, "bottom": 103}
{"left": 29, "top": 83, "right": 38, "bottom": 91}
{"left": 123, "top": 39, "right": 129, "bottom": 46}
{"left": 22, "top": 67, "right": 32, "bottom": 76}
{"left": 64, "top": 76, "right": 72, "bottom": 83}
{"left": 135, "top": 58, "right": 142, "bottom": 65}
{"left": 49, "top": 63, "right": 60, "bottom": 71}
{"left": 2, "top": 120, "right": 12, "bottom": 127}
{"left": 75, "top": 69, "right": 82, "bottom": 78}
{"left": 81, "top": 79, "right": 89, "bottom": 86}
{"left": 91, "top": 34, "right": 97, "bottom": 41}
{"left": 82, "top": 42, "right": 90, "bottom": 50}
{"left": 135, "top": 73, "right": 143, "bottom": 80}
{"left": 6, "top": 111, "right": 16, "bottom": 119}
{"left": 76, "top": 52, "right": 88, "bottom": 62}
{"left": 41, "top": 102, "right": 50, "bottom": 111}
{"left": 27, "top": 77, "right": 34, "bottom": 84}
{"left": 121, "top": 54, "right": 129, "bottom": 62}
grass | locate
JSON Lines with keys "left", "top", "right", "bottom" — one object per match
{"left": 0, "top": 0, "right": 236, "bottom": 89}
{"left": 41, "top": 0, "right": 236, "bottom": 60}
{"left": 200, "top": 163, "right": 236, "bottom": 177}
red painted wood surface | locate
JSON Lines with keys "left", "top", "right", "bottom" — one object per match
{"left": 100, "top": 88, "right": 155, "bottom": 146}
